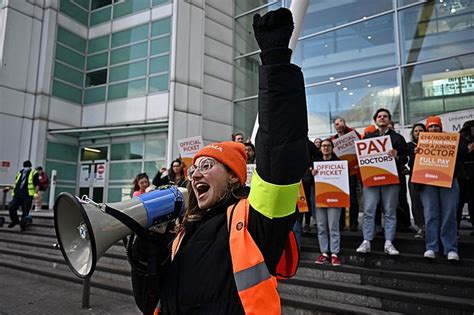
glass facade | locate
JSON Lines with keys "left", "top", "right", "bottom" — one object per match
{"left": 233, "top": 0, "right": 474, "bottom": 138}
{"left": 52, "top": 2, "right": 172, "bottom": 105}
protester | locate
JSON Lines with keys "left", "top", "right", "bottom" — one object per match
{"left": 362, "top": 125, "right": 377, "bottom": 139}
{"left": 313, "top": 137, "right": 322, "bottom": 151}
{"left": 244, "top": 142, "right": 256, "bottom": 164}
{"left": 356, "top": 108, "right": 408, "bottom": 255}
{"left": 128, "top": 9, "right": 309, "bottom": 314}
{"left": 332, "top": 118, "right": 361, "bottom": 231}
{"left": 152, "top": 159, "right": 189, "bottom": 188}
{"left": 416, "top": 116, "right": 467, "bottom": 260}
{"left": 302, "top": 139, "right": 320, "bottom": 232}
{"left": 34, "top": 166, "right": 49, "bottom": 211}
{"left": 8, "top": 160, "right": 40, "bottom": 231}
{"left": 132, "top": 173, "right": 150, "bottom": 197}
{"left": 232, "top": 132, "right": 244, "bottom": 143}
{"left": 313, "top": 139, "right": 342, "bottom": 266}
{"left": 457, "top": 120, "right": 474, "bottom": 235}
{"left": 407, "top": 123, "right": 427, "bottom": 238}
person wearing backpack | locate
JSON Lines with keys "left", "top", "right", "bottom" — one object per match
{"left": 34, "top": 166, "right": 49, "bottom": 211}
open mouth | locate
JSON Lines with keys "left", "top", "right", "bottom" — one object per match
{"left": 195, "top": 182, "right": 210, "bottom": 198}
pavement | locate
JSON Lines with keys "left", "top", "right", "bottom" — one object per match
{"left": 0, "top": 266, "right": 140, "bottom": 315}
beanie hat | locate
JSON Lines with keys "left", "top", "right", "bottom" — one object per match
{"left": 426, "top": 116, "right": 442, "bottom": 130}
{"left": 192, "top": 141, "right": 247, "bottom": 185}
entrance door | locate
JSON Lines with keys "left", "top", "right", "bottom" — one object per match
{"left": 79, "top": 160, "right": 107, "bottom": 203}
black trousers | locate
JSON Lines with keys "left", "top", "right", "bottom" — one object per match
{"left": 8, "top": 193, "right": 33, "bottom": 225}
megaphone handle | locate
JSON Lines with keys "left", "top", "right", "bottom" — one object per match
{"left": 103, "top": 204, "right": 150, "bottom": 240}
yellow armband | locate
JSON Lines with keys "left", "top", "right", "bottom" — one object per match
{"left": 248, "top": 170, "right": 300, "bottom": 219}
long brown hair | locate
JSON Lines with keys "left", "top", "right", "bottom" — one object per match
{"left": 132, "top": 173, "right": 149, "bottom": 192}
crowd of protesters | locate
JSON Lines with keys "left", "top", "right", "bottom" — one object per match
{"left": 229, "top": 113, "right": 473, "bottom": 265}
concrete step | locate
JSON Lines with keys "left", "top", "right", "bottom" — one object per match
{"left": 280, "top": 292, "right": 402, "bottom": 315}
{"left": 0, "top": 237, "right": 130, "bottom": 268}
{"left": 300, "top": 246, "right": 474, "bottom": 277}
{"left": 0, "top": 210, "right": 55, "bottom": 225}
{"left": 296, "top": 259, "right": 474, "bottom": 300}
{"left": 0, "top": 247, "right": 132, "bottom": 284}
{"left": 301, "top": 231, "right": 474, "bottom": 259}
{"left": 279, "top": 277, "right": 474, "bottom": 314}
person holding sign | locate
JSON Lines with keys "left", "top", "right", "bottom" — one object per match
{"left": 413, "top": 116, "right": 468, "bottom": 260}
{"left": 129, "top": 9, "right": 308, "bottom": 314}
{"left": 312, "top": 139, "right": 343, "bottom": 266}
{"left": 356, "top": 108, "right": 408, "bottom": 256}
{"left": 332, "top": 118, "right": 361, "bottom": 231}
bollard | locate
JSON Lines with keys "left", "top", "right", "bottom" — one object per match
{"left": 82, "top": 276, "right": 91, "bottom": 309}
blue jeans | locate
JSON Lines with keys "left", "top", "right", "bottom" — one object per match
{"left": 362, "top": 184, "right": 399, "bottom": 241}
{"left": 316, "top": 207, "right": 340, "bottom": 254}
{"left": 420, "top": 179, "right": 459, "bottom": 254}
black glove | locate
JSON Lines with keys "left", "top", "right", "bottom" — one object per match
{"left": 253, "top": 8, "right": 294, "bottom": 51}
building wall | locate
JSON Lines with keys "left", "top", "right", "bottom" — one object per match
{"left": 233, "top": 0, "right": 474, "bottom": 139}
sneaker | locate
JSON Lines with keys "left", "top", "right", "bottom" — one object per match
{"left": 331, "top": 255, "right": 341, "bottom": 266}
{"left": 447, "top": 251, "right": 459, "bottom": 261}
{"left": 315, "top": 254, "right": 330, "bottom": 264}
{"left": 414, "top": 229, "right": 424, "bottom": 239}
{"left": 423, "top": 250, "right": 435, "bottom": 259}
{"left": 356, "top": 241, "right": 371, "bottom": 253}
{"left": 384, "top": 241, "right": 400, "bottom": 256}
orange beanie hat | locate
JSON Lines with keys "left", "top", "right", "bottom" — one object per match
{"left": 192, "top": 141, "right": 247, "bottom": 185}
{"left": 426, "top": 116, "right": 442, "bottom": 129}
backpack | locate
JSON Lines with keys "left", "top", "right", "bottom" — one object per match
{"left": 39, "top": 171, "right": 49, "bottom": 191}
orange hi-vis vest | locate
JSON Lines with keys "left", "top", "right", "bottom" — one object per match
{"left": 171, "top": 198, "right": 299, "bottom": 315}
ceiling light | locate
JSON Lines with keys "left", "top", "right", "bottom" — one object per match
{"left": 368, "top": 84, "right": 372, "bottom": 87}
{"left": 329, "top": 76, "right": 335, "bottom": 80}
{"left": 324, "top": 44, "right": 328, "bottom": 48}
{"left": 445, "top": 68, "right": 450, "bottom": 72}
{"left": 367, "top": 35, "right": 372, "bottom": 40}
{"left": 336, "top": 82, "right": 341, "bottom": 86}
{"left": 351, "top": 104, "right": 355, "bottom": 107}
{"left": 371, "top": 93, "right": 375, "bottom": 97}
{"left": 451, "top": 8, "right": 456, "bottom": 13}
{"left": 84, "top": 147, "right": 101, "bottom": 153}
{"left": 343, "top": 87, "right": 348, "bottom": 91}
{"left": 349, "top": 92, "right": 354, "bottom": 96}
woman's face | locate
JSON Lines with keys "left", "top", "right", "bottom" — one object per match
{"left": 138, "top": 177, "right": 149, "bottom": 191}
{"left": 314, "top": 139, "right": 322, "bottom": 148}
{"left": 412, "top": 126, "right": 425, "bottom": 140}
{"left": 190, "top": 157, "right": 232, "bottom": 209}
{"left": 320, "top": 141, "right": 333, "bottom": 155}
{"left": 428, "top": 124, "right": 442, "bottom": 133}
{"left": 172, "top": 162, "right": 182, "bottom": 174}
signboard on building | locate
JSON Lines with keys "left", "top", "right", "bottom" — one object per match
{"left": 313, "top": 160, "right": 350, "bottom": 208}
{"left": 416, "top": 108, "right": 474, "bottom": 133}
{"left": 422, "top": 69, "right": 474, "bottom": 97}
{"left": 355, "top": 136, "right": 399, "bottom": 187}
{"left": 411, "top": 132, "right": 460, "bottom": 188}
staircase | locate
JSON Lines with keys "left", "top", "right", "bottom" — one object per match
{"left": 0, "top": 210, "right": 132, "bottom": 297}
{"left": 279, "top": 228, "right": 474, "bottom": 314}
{"left": 1, "top": 210, "right": 474, "bottom": 314}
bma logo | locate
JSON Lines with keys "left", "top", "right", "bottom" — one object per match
{"left": 236, "top": 222, "right": 244, "bottom": 231}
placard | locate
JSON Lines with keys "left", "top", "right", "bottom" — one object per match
{"left": 314, "top": 160, "right": 350, "bottom": 208}
{"left": 177, "top": 136, "right": 203, "bottom": 173}
{"left": 245, "top": 164, "right": 256, "bottom": 187}
{"left": 332, "top": 130, "right": 359, "bottom": 175}
{"left": 411, "top": 132, "right": 460, "bottom": 188}
{"left": 355, "top": 136, "right": 399, "bottom": 187}
{"left": 297, "top": 182, "right": 309, "bottom": 213}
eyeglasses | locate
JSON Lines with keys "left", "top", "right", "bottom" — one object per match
{"left": 188, "top": 158, "right": 221, "bottom": 177}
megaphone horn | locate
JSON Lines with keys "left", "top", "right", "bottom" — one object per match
{"left": 54, "top": 186, "right": 186, "bottom": 279}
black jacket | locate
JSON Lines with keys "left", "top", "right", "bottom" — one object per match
{"left": 137, "top": 60, "right": 309, "bottom": 314}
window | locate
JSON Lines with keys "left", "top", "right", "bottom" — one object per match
{"left": 86, "top": 69, "right": 108, "bottom": 87}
